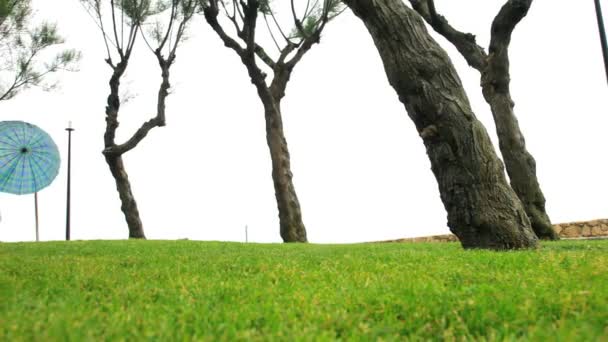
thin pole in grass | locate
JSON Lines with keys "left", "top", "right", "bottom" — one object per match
{"left": 245, "top": 225, "right": 248, "bottom": 243}
{"left": 35, "top": 192, "right": 39, "bottom": 241}
{"left": 65, "top": 121, "right": 74, "bottom": 241}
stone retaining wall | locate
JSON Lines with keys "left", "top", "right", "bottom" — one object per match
{"left": 552, "top": 219, "right": 608, "bottom": 238}
{"left": 383, "top": 219, "right": 608, "bottom": 243}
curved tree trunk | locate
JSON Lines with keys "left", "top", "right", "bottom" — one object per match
{"left": 481, "top": 75, "right": 558, "bottom": 240}
{"left": 259, "top": 93, "right": 307, "bottom": 243}
{"left": 481, "top": 2, "right": 558, "bottom": 240}
{"left": 103, "top": 62, "right": 146, "bottom": 240}
{"left": 343, "top": 0, "right": 538, "bottom": 249}
{"left": 105, "top": 155, "right": 145, "bottom": 239}
{"left": 202, "top": 2, "right": 310, "bottom": 243}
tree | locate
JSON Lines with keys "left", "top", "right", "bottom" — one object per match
{"left": 342, "top": 0, "right": 538, "bottom": 249}
{"left": 407, "top": 0, "right": 559, "bottom": 240}
{"left": 0, "top": 0, "right": 79, "bottom": 101}
{"left": 80, "top": 0, "right": 198, "bottom": 238}
{"left": 201, "top": 0, "right": 343, "bottom": 242}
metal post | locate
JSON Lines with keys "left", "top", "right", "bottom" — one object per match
{"left": 65, "top": 122, "right": 74, "bottom": 241}
{"left": 35, "top": 192, "right": 39, "bottom": 242}
{"left": 245, "top": 225, "right": 248, "bottom": 243}
{"left": 595, "top": 0, "right": 608, "bottom": 84}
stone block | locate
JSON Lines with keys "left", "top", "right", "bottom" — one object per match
{"left": 553, "top": 225, "right": 563, "bottom": 234}
{"left": 592, "top": 226, "right": 606, "bottom": 236}
{"left": 561, "top": 226, "right": 580, "bottom": 238}
{"left": 582, "top": 226, "right": 592, "bottom": 237}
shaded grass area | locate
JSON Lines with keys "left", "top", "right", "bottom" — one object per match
{"left": 1, "top": 240, "right": 607, "bottom": 340}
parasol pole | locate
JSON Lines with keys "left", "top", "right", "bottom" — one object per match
{"left": 35, "top": 192, "right": 39, "bottom": 242}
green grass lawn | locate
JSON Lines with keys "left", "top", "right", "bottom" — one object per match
{"left": 1, "top": 240, "right": 607, "bottom": 341}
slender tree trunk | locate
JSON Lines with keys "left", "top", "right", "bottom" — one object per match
{"left": 258, "top": 91, "right": 307, "bottom": 243}
{"left": 103, "top": 62, "right": 146, "bottom": 239}
{"left": 481, "top": 72, "right": 558, "bottom": 240}
{"left": 482, "top": 1, "right": 558, "bottom": 240}
{"left": 343, "top": 0, "right": 538, "bottom": 249}
{"left": 203, "top": 3, "right": 310, "bottom": 242}
{"left": 105, "top": 154, "right": 145, "bottom": 239}
{"left": 240, "top": 54, "right": 307, "bottom": 243}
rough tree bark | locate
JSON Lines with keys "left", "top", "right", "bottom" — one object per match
{"left": 250, "top": 60, "right": 308, "bottom": 242}
{"left": 105, "top": 154, "right": 145, "bottom": 238}
{"left": 102, "top": 61, "right": 145, "bottom": 239}
{"left": 343, "top": 0, "right": 538, "bottom": 249}
{"left": 262, "top": 93, "right": 307, "bottom": 242}
{"left": 409, "top": 0, "right": 559, "bottom": 240}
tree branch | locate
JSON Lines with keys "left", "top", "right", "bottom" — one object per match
{"left": 242, "top": 0, "right": 258, "bottom": 56}
{"left": 285, "top": 0, "right": 334, "bottom": 70}
{"left": 490, "top": 0, "right": 533, "bottom": 55}
{"left": 267, "top": 6, "right": 290, "bottom": 44}
{"left": 409, "top": 0, "right": 487, "bottom": 70}
{"left": 203, "top": 1, "right": 246, "bottom": 57}
{"left": 157, "top": 0, "right": 177, "bottom": 52}
{"left": 110, "top": 0, "right": 124, "bottom": 58}
{"left": 104, "top": 0, "right": 198, "bottom": 156}
{"left": 263, "top": 13, "right": 282, "bottom": 52}
{"left": 254, "top": 43, "right": 276, "bottom": 69}
{"left": 485, "top": 0, "right": 533, "bottom": 93}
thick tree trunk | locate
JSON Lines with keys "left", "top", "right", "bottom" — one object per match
{"left": 409, "top": 0, "right": 559, "bottom": 240}
{"left": 105, "top": 154, "right": 145, "bottom": 239}
{"left": 343, "top": 0, "right": 538, "bottom": 249}
{"left": 259, "top": 94, "right": 308, "bottom": 243}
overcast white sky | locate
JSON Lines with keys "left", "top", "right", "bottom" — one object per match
{"left": 0, "top": 0, "right": 606, "bottom": 243}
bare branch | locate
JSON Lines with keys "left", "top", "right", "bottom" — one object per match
{"left": 254, "top": 42, "right": 276, "bottom": 69}
{"left": 291, "top": 0, "right": 306, "bottom": 38}
{"left": 263, "top": 14, "right": 281, "bottom": 52}
{"left": 124, "top": 21, "right": 138, "bottom": 59}
{"left": 234, "top": 0, "right": 245, "bottom": 22}
{"left": 139, "top": 25, "right": 156, "bottom": 54}
{"left": 223, "top": 1, "right": 245, "bottom": 40}
{"left": 103, "top": 0, "right": 198, "bottom": 156}
{"left": 158, "top": 0, "right": 178, "bottom": 52}
{"left": 78, "top": 1, "right": 116, "bottom": 60}
{"left": 284, "top": 0, "right": 338, "bottom": 69}
{"left": 104, "top": 114, "right": 164, "bottom": 155}
{"left": 110, "top": 0, "right": 124, "bottom": 58}
{"left": 302, "top": 0, "right": 320, "bottom": 20}
{"left": 267, "top": 6, "right": 290, "bottom": 44}
{"left": 203, "top": 0, "right": 246, "bottom": 56}
{"left": 409, "top": 0, "right": 487, "bottom": 70}
{"left": 277, "top": 42, "right": 296, "bottom": 65}
{"left": 485, "top": 0, "right": 533, "bottom": 92}
{"left": 243, "top": 0, "right": 258, "bottom": 55}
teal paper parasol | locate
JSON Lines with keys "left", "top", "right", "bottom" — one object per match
{"left": 0, "top": 121, "right": 60, "bottom": 240}
{"left": 0, "top": 121, "right": 60, "bottom": 194}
